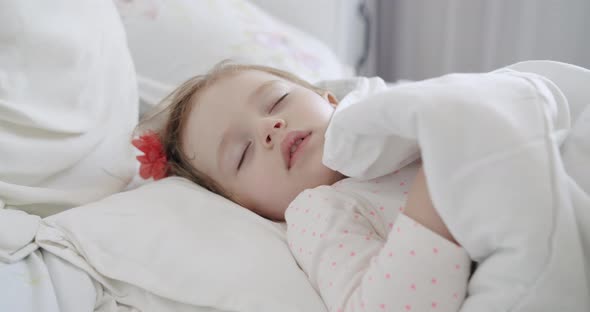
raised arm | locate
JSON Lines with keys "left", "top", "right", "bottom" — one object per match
{"left": 404, "top": 166, "right": 458, "bottom": 245}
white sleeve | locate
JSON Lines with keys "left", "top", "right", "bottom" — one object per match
{"left": 286, "top": 188, "right": 471, "bottom": 312}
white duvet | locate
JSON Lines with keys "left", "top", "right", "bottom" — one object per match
{"left": 2, "top": 57, "right": 589, "bottom": 312}
{"left": 322, "top": 60, "right": 590, "bottom": 311}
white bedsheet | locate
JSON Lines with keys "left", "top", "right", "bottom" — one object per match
{"left": 323, "top": 60, "right": 590, "bottom": 311}
{"left": 0, "top": 249, "right": 95, "bottom": 312}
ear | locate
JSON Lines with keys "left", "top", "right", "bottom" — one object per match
{"left": 322, "top": 91, "right": 339, "bottom": 108}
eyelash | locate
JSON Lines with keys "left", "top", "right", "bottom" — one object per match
{"left": 237, "top": 141, "right": 251, "bottom": 170}
{"left": 269, "top": 93, "right": 289, "bottom": 113}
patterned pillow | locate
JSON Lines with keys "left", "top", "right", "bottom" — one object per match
{"left": 114, "top": 0, "right": 353, "bottom": 111}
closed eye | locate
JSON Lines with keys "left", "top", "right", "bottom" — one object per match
{"left": 269, "top": 93, "right": 289, "bottom": 113}
{"left": 237, "top": 141, "right": 251, "bottom": 170}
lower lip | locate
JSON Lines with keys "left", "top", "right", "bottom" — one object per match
{"left": 289, "top": 134, "right": 311, "bottom": 169}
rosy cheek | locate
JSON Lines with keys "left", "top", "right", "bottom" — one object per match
{"left": 242, "top": 176, "right": 273, "bottom": 199}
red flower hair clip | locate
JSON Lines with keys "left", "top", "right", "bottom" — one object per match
{"left": 132, "top": 131, "right": 167, "bottom": 180}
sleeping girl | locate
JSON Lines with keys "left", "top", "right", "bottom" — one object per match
{"left": 135, "top": 61, "right": 590, "bottom": 311}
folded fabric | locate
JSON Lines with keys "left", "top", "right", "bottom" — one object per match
{"left": 506, "top": 61, "right": 590, "bottom": 268}
{"left": 0, "top": 0, "right": 139, "bottom": 217}
{"left": 323, "top": 60, "right": 590, "bottom": 311}
{"left": 0, "top": 209, "right": 39, "bottom": 263}
{"left": 35, "top": 177, "right": 327, "bottom": 312}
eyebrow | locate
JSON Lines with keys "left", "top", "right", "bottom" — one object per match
{"left": 216, "top": 79, "right": 282, "bottom": 173}
{"left": 248, "top": 79, "right": 281, "bottom": 106}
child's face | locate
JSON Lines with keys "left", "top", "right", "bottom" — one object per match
{"left": 182, "top": 70, "right": 344, "bottom": 220}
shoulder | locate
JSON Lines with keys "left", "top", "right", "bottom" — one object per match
{"left": 285, "top": 183, "right": 361, "bottom": 223}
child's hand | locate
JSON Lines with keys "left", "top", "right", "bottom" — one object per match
{"left": 403, "top": 166, "right": 459, "bottom": 245}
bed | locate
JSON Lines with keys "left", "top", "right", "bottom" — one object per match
{"left": 2, "top": 1, "right": 589, "bottom": 312}
{"left": 0, "top": 0, "right": 365, "bottom": 311}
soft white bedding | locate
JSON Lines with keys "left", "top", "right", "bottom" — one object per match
{"left": 2, "top": 62, "right": 589, "bottom": 311}
{"left": 323, "top": 60, "right": 590, "bottom": 311}
{"left": 0, "top": 1, "right": 138, "bottom": 308}
{"left": 0, "top": 0, "right": 139, "bottom": 217}
{"left": 0, "top": 0, "right": 355, "bottom": 311}
{"left": 34, "top": 178, "right": 326, "bottom": 312}
{"left": 0, "top": 249, "right": 95, "bottom": 312}
{"left": 2, "top": 0, "right": 589, "bottom": 311}
{"left": 114, "top": 0, "right": 353, "bottom": 118}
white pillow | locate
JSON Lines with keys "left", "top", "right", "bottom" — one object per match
{"left": 0, "top": 0, "right": 138, "bottom": 216}
{"left": 37, "top": 177, "right": 327, "bottom": 312}
{"left": 113, "top": 0, "right": 353, "bottom": 112}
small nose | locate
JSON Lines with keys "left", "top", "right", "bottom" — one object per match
{"left": 259, "top": 118, "right": 285, "bottom": 147}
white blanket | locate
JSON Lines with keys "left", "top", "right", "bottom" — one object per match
{"left": 2, "top": 59, "right": 588, "bottom": 311}
{"left": 323, "top": 60, "right": 590, "bottom": 311}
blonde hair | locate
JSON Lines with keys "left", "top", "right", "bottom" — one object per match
{"left": 138, "top": 61, "right": 326, "bottom": 201}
